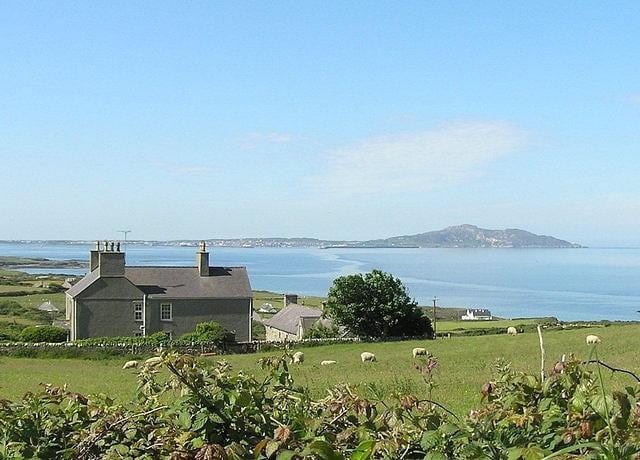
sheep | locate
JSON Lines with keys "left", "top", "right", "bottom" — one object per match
{"left": 321, "top": 360, "right": 337, "bottom": 365}
{"left": 292, "top": 351, "right": 305, "bottom": 364}
{"left": 586, "top": 334, "right": 602, "bottom": 345}
{"left": 506, "top": 326, "right": 518, "bottom": 336}
{"left": 360, "top": 352, "right": 376, "bottom": 363}
{"left": 412, "top": 347, "right": 429, "bottom": 358}
{"left": 122, "top": 360, "right": 138, "bottom": 370}
{"left": 144, "top": 356, "right": 163, "bottom": 367}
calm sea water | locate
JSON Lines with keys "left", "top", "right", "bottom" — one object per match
{"left": 2, "top": 243, "right": 639, "bottom": 321}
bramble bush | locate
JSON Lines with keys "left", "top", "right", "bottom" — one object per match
{"left": 0, "top": 348, "right": 638, "bottom": 459}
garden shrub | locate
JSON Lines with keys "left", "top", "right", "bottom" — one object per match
{"left": 19, "top": 325, "right": 67, "bottom": 343}
{"left": 181, "top": 320, "right": 233, "bottom": 344}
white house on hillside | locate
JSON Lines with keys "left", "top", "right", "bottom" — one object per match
{"left": 461, "top": 308, "right": 493, "bottom": 321}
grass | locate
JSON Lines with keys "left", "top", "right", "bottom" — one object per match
{"left": 435, "top": 318, "right": 542, "bottom": 332}
{"left": 1, "top": 323, "right": 638, "bottom": 416}
{"left": 0, "top": 292, "right": 66, "bottom": 309}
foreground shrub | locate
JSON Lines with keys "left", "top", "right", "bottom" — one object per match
{"left": 19, "top": 325, "right": 67, "bottom": 343}
{"left": 0, "top": 351, "right": 638, "bottom": 458}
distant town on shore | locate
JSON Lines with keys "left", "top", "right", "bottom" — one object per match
{"left": 1, "top": 224, "right": 581, "bottom": 250}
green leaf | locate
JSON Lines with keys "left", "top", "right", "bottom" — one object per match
{"left": 266, "top": 440, "right": 281, "bottom": 458}
{"left": 177, "top": 411, "right": 191, "bottom": 430}
{"left": 350, "top": 440, "right": 375, "bottom": 460}
{"left": 276, "top": 451, "right": 296, "bottom": 460}
{"left": 305, "top": 440, "right": 344, "bottom": 460}
{"left": 424, "top": 452, "right": 447, "bottom": 460}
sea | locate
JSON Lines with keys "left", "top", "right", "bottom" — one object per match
{"left": 1, "top": 242, "right": 639, "bottom": 322}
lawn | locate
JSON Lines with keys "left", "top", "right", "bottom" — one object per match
{"left": 1, "top": 323, "right": 638, "bottom": 416}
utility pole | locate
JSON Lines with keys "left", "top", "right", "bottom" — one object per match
{"left": 118, "top": 230, "right": 132, "bottom": 250}
{"left": 432, "top": 296, "right": 438, "bottom": 339}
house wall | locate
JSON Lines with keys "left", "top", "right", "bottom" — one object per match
{"left": 73, "top": 277, "right": 144, "bottom": 339}
{"left": 145, "top": 297, "right": 252, "bottom": 342}
{"left": 265, "top": 326, "right": 296, "bottom": 342}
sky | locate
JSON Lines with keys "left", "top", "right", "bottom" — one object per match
{"left": 1, "top": 2, "right": 639, "bottom": 245}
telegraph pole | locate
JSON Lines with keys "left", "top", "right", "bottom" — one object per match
{"left": 432, "top": 296, "right": 438, "bottom": 339}
{"left": 118, "top": 230, "right": 132, "bottom": 250}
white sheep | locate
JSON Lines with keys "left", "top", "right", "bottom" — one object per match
{"left": 122, "top": 360, "right": 138, "bottom": 370}
{"left": 321, "top": 360, "right": 337, "bottom": 365}
{"left": 144, "top": 356, "right": 163, "bottom": 367}
{"left": 506, "top": 326, "right": 518, "bottom": 336}
{"left": 586, "top": 334, "right": 602, "bottom": 345}
{"left": 412, "top": 347, "right": 429, "bottom": 358}
{"left": 292, "top": 351, "right": 305, "bottom": 364}
{"left": 360, "top": 352, "right": 376, "bottom": 363}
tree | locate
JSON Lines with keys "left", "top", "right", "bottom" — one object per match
{"left": 325, "top": 269, "right": 432, "bottom": 338}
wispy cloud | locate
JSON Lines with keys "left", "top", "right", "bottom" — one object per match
{"left": 241, "top": 131, "right": 294, "bottom": 149}
{"left": 628, "top": 93, "right": 640, "bottom": 106}
{"left": 314, "top": 121, "right": 526, "bottom": 195}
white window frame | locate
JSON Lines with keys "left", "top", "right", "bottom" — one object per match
{"left": 160, "top": 303, "right": 173, "bottom": 321}
{"left": 133, "top": 301, "right": 143, "bottom": 322}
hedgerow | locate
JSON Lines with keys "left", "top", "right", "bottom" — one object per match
{"left": 0, "top": 347, "right": 638, "bottom": 459}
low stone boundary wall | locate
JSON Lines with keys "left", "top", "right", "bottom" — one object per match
{"left": 0, "top": 335, "right": 435, "bottom": 357}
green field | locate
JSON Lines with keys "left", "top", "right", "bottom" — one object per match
{"left": 435, "top": 318, "right": 541, "bottom": 331}
{"left": 1, "top": 323, "right": 638, "bottom": 416}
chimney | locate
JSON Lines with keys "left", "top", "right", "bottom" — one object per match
{"left": 97, "top": 241, "right": 125, "bottom": 277}
{"left": 283, "top": 293, "right": 298, "bottom": 306}
{"left": 89, "top": 241, "right": 101, "bottom": 271}
{"left": 197, "top": 241, "right": 209, "bottom": 277}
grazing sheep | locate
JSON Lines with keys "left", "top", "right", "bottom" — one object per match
{"left": 321, "top": 360, "right": 337, "bottom": 365}
{"left": 122, "top": 360, "right": 138, "bottom": 370}
{"left": 506, "top": 326, "right": 518, "bottom": 336}
{"left": 144, "top": 356, "right": 163, "bottom": 367}
{"left": 412, "top": 347, "right": 429, "bottom": 358}
{"left": 586, "top": 334, "right": 602, "bottom": 345}
{"left": 360, "top": 352, "right": 376, "bottom": 363}
{"left": 292, "top": 351, "right": 305, "bottom": 364}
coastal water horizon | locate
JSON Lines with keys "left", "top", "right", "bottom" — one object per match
{"left": 2, "top": 242, "right": 639, "bottom": 322}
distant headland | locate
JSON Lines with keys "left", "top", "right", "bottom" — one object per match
{"left": 1, "top": 225, "right": 582, "bottom": 249}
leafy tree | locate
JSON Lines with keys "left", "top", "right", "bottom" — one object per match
{"left": 325, "top": 269, "right": 432, "bottom": 338}
{"left": 303, "top": 322, "right": 340, "bottom": 339}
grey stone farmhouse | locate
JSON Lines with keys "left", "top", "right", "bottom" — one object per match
{"left": 264, "top": 294, "right": 333, "bottom": 342}
{"left": 65, "top": 241, "right": 252, "bottom": 341}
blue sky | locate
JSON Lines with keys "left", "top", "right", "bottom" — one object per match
{"left": 1, "top": 2, "right": 639, "bottom": 245}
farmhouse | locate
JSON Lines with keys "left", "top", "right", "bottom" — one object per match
{"left": 65, "top": 241, "right": 252, "bottom": 341}
{"left": 264, "top": 294, "right": 331, "bottom": 341}
{"left": 461, "top": 308, "right": 493, "bottom": 321}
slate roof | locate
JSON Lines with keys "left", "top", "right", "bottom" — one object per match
{"left": 66, "top": 266, "right": 251, "bottom": 299}
{"left": 125, "top": 266, "right": 251, "bottom": 299}
{"left": 468, "top": 309, "right": 492, "bottom": 316}
{"left": 264, "top": 304, "right": 324, "bottom": 334}
{"left": 65, "top": 269, "right": 100, "bottom": 297}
